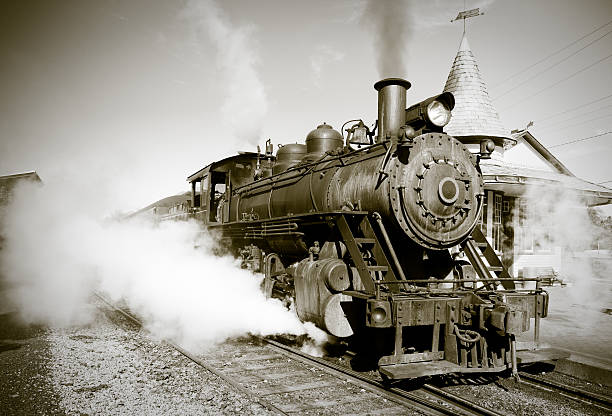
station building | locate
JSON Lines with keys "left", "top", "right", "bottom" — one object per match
{"left": 0, "top": 171, "right": 42, "bottom": 314}
{"left": 0, "top": 171, "right": 42, "bottom": 208}
{"left": 442, "top": 34, "right": 612, "bottom": 280}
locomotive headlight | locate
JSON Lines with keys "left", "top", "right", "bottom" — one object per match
{"left": 426, "top": 100, "right": 452, "bottom": 127}
{"left": 405, "top": 91, "right": 455, "bottom": 131}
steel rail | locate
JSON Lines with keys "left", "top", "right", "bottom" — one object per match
{"left": 519, "top": 372, "right": 612, "bottom": 412}
{"left": 96, "top": 293, "right": 444, "bottom": 415}
{"left": 264, "top": 338, "right": 504, "bottom": 416}
{"left": 95, "top": 292, "right": 501, "bottom": 415}
{"left": 264, "top": 339, "right": 449, "bottom": 416}
{"left": 93, "top": 293, "right": 288, "bottom": 416}
{"left": 421, "top": 383, "right": 504, "bottom": 415}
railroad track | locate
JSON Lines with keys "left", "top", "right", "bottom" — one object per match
{"left": 518, "top": 371, "right": 612, "bottom": 413}
{"left": 94, "top": 293, "right": 502, "bottom": 415}
{"left": 266, "top": 338, "right": 504, "bottom": 416}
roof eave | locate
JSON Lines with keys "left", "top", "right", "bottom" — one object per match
{"left": 453, "top": 135, "right": 517, "bottom": 148}
{"left": 483, "top": 174, "right": 612, "bottom": 206}
{"left": 511, "top": 130, "right": 574, "bottom": 176}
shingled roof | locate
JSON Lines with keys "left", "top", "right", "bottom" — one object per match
{"left": 443, "top": 34, "right": 512, "bottom": 145}
{"left": 480, "top": 160, "right": 612, "bottom": 206}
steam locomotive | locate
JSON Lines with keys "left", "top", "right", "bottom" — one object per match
{"left": 179, "top": 79, "right": 566, "bottom": 381}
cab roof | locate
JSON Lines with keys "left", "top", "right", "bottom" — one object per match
{"left": 186, "top": 152, "right": 262, "bottom": 182}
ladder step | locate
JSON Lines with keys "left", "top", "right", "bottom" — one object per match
{"left": 488, "top": 266, "right": 504, "bottom": 272}
{"left": 354, "top": 238, "right": 376, "bottom": 244}
{"left": 367, "top": 265, "right": 388, "bottom": 272}
{"left": 466, "top": 237, "right": 487, "bottom": 249}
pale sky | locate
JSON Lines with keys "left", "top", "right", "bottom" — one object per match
{"left": 1, "top": 0, "right": 611, "bottom": 211}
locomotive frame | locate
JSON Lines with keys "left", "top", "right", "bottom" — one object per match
{"left": 176, "top": 78, "right": 567, "bottom": 381}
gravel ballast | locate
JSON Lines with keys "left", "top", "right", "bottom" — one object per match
{"left": 0, "top": 306, "right": 275, "bottom": 415}
{"left": 2, "top": 300, "right": 610, "bottom": 415}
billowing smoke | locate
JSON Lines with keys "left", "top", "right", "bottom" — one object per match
{"left": 0, "top": 179, "right": 326, "bottom": 350}
{"left": 518, "top": 183, "right": 612, "bottom": 357}
{"left": 181, "top": 0, "right": 268, "bottom": 146}
{"left": 363, "top": 0, "right": 413, "bottom": 78}
{"left": 518, "top": 183, "right": 608, "bottom": 293}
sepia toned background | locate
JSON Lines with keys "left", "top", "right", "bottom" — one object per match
{"left": 1, "top": 0, "right": 610, "bottom": 212}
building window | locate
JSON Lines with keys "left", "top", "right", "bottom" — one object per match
{"left": 492, "top": 194, "right": 503, "bottom": 251}
{"left": 517, "top": 197, "right": 552, "bottom": 253}
{"left": 518, "top": 199, "right": 531, "bottom": 251}
{"left": 494, "top": 194, "right": 502, "bottom": 224}
{"left": 518, "top": 198, "right": 528, "bottom": 227}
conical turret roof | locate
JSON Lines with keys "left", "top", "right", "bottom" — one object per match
{"left": 443, "top": 34, "right": 511, "bottom": 144}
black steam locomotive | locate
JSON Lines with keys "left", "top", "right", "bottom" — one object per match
{"left": 181, "top": 79, "right": 566, "bottom": 380}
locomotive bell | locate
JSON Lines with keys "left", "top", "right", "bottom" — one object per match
{"left": 374, "top": 78, "right": 412, "bottom": 143}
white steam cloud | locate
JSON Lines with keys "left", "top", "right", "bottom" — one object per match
{"left": 181, "top": 0, "right": 268, "bottom": 146}
{"left": 310, "top": 44, "right": 345, "bottom": 87}
{"left": 517, "top": 183, "right": 612, "bottom": 357}
{"left": 0, "top": 180, "right": 314, "bottom": 350}
{"left": 518, "top": 183, "right": 608, "bottom": 291}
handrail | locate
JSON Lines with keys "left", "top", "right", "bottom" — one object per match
{"left": 234, "top": 143, "right": 388, "bottom": 195}
{"left": 371, "top": 212, "right": 407, "bottom": 281}
{"left": 374, "top": 277, "right": 542, "bottom": 284}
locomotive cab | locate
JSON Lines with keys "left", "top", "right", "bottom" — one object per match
{"left": 187, "top": 152, "right": 270, "bottom": 224}
{"left": 187, "top": 172, "right": 208, "bottom": 222}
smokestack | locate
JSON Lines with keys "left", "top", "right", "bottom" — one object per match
{"left": 374, "top": 78, "right": 411, "bottom": 143}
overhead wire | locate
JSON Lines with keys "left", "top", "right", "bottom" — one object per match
{"left": 493, "top": 28, "right": 612, "bottom": 100}
{"left": 547, "top": 131, "right": 612, "bottom": 149}
{"left": 501, "top": 52, "right": 612, "bottom": 110}
{"left": 535, "top": 102, "right": 612, "bottom": 128}
{"left": 492, "top": 22, "right": 612, "bottom": 172}
{"left": 535, "top": 113, "right": 612, "bottom": 133}
{"left": 491, "top": 19, "right": 612, "bottom": 89}
{"left": 533, "top": 93, "right": 612, "bottom": 124}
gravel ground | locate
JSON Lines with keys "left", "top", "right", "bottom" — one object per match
{"left": 0, "top": 315, "right": 63, "bottom": 415}
{"left": 0, "top": 306, "right": 275, "bottom": 416}
{"left": 542, "top": 370, "right": 611, "bottom": 397}
{"left": 2, "top": 301, "right": 610, "bottom": 416}
{"left": 436, "top": 374, "right": 607, "bottom": 416}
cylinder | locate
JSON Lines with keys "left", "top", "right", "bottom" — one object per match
{"left": 321, "top": 293, "right": 354, "bottom": 337}
{"left": 294, "top": 258, "right": 354, "bottom": 337}
{"left": 374, "top": 78, "right": 411, "bottom": 143}
{"left": 321, "top": 258, "right": 351, "bottom": 292}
